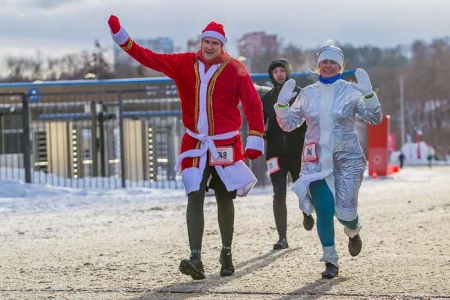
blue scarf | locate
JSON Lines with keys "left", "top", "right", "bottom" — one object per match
{"left": 319, "top": 73, "right": 342, "bottom": 84}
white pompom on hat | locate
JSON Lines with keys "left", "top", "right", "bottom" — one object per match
{"left": 201, "top": 21, "right": 228, "bottom": 45}
{"left": 316, "top": 44, "right": 344, "bottom": 68}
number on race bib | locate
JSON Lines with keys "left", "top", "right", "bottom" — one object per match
{"left": 302, "top": 142, "right": 319, "bottom": 162}
{"left": 209, "top": 146, "right": 234, "bottom": 166}
{"left": 266, "top": 157, "right": 280, "bottom": 175}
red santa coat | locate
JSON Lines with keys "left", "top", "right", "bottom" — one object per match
{"left": 112, "top": 28, "right": 265, "bottom": 196}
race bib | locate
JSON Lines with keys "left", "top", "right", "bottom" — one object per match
{"left": 209, "top": 146, "right": 234, "bottom": 166}
{"left": 266, "top": 157, "right": 280, "bottom": 175}
{"left": 302, "top": 142, "right": 319, "bottom": 162}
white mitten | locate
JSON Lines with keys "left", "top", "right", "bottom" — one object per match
{"left": 277, "top": 78, "right": 298, "bottom": 106}
{"left": 352, "top": 68, "right": 374, "bottom": 96}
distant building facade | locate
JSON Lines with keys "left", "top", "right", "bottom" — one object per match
{"left": 237, "top": 32, "right": 278, "bottom": 58}
{"left": 187, "top": 37, "right": 201, "bottom": 53}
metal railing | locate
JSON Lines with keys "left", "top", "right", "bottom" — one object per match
{"left": 0, "top": 89, "right": 269, "bottom": 189}
{"left": 0, "top": 71, "right": 362, "bottom": 190}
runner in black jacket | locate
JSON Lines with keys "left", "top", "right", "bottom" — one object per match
{"left": 262, "top": 59, "right": 314, "bottom": 250}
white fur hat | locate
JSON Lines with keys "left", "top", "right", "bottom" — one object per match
{"left": 316, "top": 45, "right": 344, "bottom": 67}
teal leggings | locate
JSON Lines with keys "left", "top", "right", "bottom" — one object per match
{"left": 309, "top": 179, "right": 358, "bottom": 247}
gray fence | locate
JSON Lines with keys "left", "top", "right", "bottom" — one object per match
{"left": 0, "top": 89, "right": 269, "bottom": 189}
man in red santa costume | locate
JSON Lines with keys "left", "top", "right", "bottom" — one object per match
{"left": 108, "top": 16, "right": 265, "bottom": 280}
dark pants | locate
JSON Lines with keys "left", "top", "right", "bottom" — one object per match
{"left": 269, "top": 155, "right": 301, "bottom": 238}
{"left": 186, "top": 165, "right": 237, "bottom": 252}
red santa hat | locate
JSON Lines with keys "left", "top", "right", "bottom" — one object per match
{"left": 201, "top": 21, "right": 228, "bottom": 45}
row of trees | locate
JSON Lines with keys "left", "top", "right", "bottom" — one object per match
{"left": 241, "top": 38, "right": 450, "bottom": 157}
{"left": 367, "top": 39, "right": 450, "bottom": 157}
{"left": 2, "top": 40, "right": 115, "bottom": 82}
{"left": 1, "top": 37, "right": 449, "bottom": 157}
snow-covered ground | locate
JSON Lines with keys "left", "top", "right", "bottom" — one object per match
{"left": 0, "top": 141, "right": 447, "bottom": 223}
{"left": 0, "top": 174, "right": 277, "bottom": 214}
{"left": 0, "top": 166, "right": 449, "bottom": 300}
{"left": 0, "top": 155, "right": 441, "bottom": 215}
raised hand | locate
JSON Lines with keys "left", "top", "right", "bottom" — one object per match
{"left": 352, "top": 68, "right": 374, "bottom": 96}
{"left": 277, "top": 78, "right": 298, "bottom": 106}
{"left": 108, "top": 15, "right": 121, "bottom": 34}
{"left": 243, "top": 149, "right": 262, "bottom": 160}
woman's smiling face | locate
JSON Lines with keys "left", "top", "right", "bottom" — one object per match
{"left": 318, "top": 59, "right": 341, "bottom": 78}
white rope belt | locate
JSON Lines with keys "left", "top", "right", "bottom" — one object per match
{"left": 174, "top": 129, "right": 239, "bottom": 172}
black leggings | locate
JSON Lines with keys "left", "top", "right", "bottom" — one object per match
{"left": 269, "top": 155, "right": 301, "bottom": 238}
{"left": 187, "top": 165, "right": 237, "bottom": 252}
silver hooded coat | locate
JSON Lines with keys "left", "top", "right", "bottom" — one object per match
{"left": 275, "top": 79, "right": 383, "bottom": 221}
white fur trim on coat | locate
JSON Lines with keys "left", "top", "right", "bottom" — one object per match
{"left": 216, "top": 160, "right": 257, "bottom": 196}
{"left": 182, "top": 161, "right": 257, "bottom": 197}
{"left": 111, "top": 26, "right": 130, "bottom": 45}
{"left": 201, "top": 31, "right": 228, "bottom": 44}
{"left": 245, "top": 136, "right": 264, "bottom": 153}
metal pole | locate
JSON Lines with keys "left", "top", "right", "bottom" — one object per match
{"left": 21, "top": 93, "right": 32, "bottom": 183}
{"left": 118, "top": 93, "right": 126, "bottom": 188}
{"left": 98, "top": 111, "right": 106, "bottom": 177}
{"left": 90, "top": 101, "right": 98, "bottom": 177}
{"left": 399, "top": 76, "right": 405, "bottom": 148}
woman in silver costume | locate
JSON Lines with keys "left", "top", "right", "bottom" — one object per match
{"left": 274, "top": 44, "right": 383, "bottom": 278}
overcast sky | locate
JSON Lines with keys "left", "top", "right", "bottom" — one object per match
{"left": 1, "top": 0, "right": 449, "bottom": 60}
